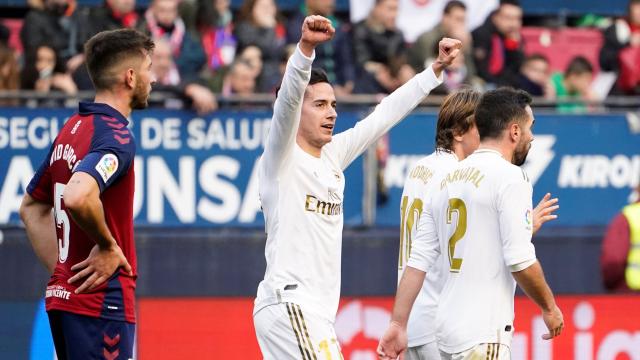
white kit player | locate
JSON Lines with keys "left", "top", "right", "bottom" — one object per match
{"left": 380, "top": 88, "right": 564, "bottom": 360}
{"left": 252, "top": 15, "right": 461, "bottom": 359}
{"left": 397, "top": 89, "right": 481, "bottom": 359}
{"left": 398, "top": 91, "right": 560, "bottom": 360}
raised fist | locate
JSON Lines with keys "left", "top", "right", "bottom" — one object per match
{"left": 301, "top": 15, "right": 335, "bottom": 47}
{"left": 436, "top": 37, "right": 463, "bottom": 68}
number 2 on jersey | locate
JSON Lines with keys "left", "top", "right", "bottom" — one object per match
{"left": 398, "top": 196, "right": 423, "bottom": 269}
{"left": 54, "top": 182, "right": 70, "bottom": 263}
{"left": 447, "top": 198, "right": 467, "bottom": 272}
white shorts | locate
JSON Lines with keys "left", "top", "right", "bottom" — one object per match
{"left": 440, "top": 343, "right": 510, "bottom": 360}
{"left": 406, "top": 341, "right": 440, "bottom": 360}
{"left": 254, "top": 302, "right": 344, "bottom": 360}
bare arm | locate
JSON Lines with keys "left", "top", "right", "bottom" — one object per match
{"left": 512, "top": 261, "right": 564, "bottom": 339}
{"left": 377, "top": 266, "right": 425, "bottom": 359}
{"left": 20, "top": 194, "right": 57, "bottom": 274}
{"left": 63, "top": 172, "right": 131, "bottom": 293}
{"left": 63, "top": 172, "right": 116, "bottom": 249}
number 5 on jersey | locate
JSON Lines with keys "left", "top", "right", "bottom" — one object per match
{"left": 54, "top": 182, "right": 70, "bottom": 263}
{"left": 447, "top": 198, "right": 467, "bottom": 272}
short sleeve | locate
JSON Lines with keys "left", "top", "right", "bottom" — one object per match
{"left": 498, "top": 177, "right": 536, "bottom": 268}
{"left": 26, "top": 145, "right": 55, "bottom": 204}
{"left": 407, "top": 206, "right": 441, "bottom": 273}
{"left": 74, "top": 119, "right": 135, "bottom": 192}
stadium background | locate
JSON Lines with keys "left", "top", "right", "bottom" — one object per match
{"left": 1, "top": 0, "right": 640, "bottom": 359}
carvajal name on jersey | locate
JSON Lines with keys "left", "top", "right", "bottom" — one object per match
{"left": 304, "top": 195, "right": 343, "bottom": 216}
{"left": 440, "top": 166, "right": 485, "bottom": 190}
{"left": 46, "top": 285, "right": 71, "bottom": 300}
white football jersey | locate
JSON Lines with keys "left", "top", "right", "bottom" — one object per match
{"left": 408, "top": 148, "right": 536, "bottom": 353}
{"left": 398, "top": 150, "right": 458, "bottom": 347}
{"left": 255, "top": 45, "right": 443, "bottom": 322}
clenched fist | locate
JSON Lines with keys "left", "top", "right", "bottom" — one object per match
{"left": 299, "top": 15, "right": 335, "bottom": 56}
{"left": 432, "top": 37, "right": 463, "bottom": 77}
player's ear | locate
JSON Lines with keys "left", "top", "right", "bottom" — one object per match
{"left": 125, "top": 68, "right": 136, "bottom": 90}
{"left": 510, "top": 122, "right": 520, "bottom": 142}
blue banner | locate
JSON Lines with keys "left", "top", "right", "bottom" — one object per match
{"left": 376, "top": 112, "right": 640, "bottom": 227}
{"left": 2, "top": 108, "right": 638, "bottom": 227}
{"left": 0, "top": 108, "right": 363, "bottom": 227}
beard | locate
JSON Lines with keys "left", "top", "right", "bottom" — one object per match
{"left": 513, "top": 141, "right": 531, "bottom": 166}
{"left": 130, "top": 81, "right": 150, "bottom": 110}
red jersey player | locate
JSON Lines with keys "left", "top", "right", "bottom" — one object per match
{"left": 20, "top": 29, "right": 154, "bottom": 359}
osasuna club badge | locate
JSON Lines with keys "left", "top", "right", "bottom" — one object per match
{"left": 95, "top": 153, "right": 118, "bottom": 183}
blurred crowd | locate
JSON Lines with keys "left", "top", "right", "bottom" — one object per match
{"left": 1, "top": 0, "right": 640, "bottom": 113}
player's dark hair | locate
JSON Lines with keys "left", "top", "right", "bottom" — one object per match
{"left": 435, "top": 88, "right": 481, "bottom": 151}
{"left": 444, "top": 0, "right": 466, "bottom": 14}
{"left": 309, "top": 68, "right": 330, "bottom": 86}
{"left": 500, "top": 0, "right": 521, "bottom": 8}
{"left": 475, "top": 87, "right": 532, "bottom": 141}
{"left": 275, "top": 68, "right": 331, "bottom": 98}
{"left": 84, "top": 29, "right": 154, "bottom": 91}
{"left": 565, "top": 56, "right": 593, "bottom": 77}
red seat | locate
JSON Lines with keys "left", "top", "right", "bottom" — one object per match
{"left": 522, "top": 27, "right": 603, "bottom": 74}
{"left": 1, "top": 18, "right": 24, "bottom": 55}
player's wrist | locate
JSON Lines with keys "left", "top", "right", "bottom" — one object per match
{"left": 298, "top": 39, "right": 316, "bottom": 56}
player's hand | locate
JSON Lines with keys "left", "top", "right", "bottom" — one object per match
{"left": 532, "top": 193, "right": 559, "bottom": 234}
{"left": 377, "top": 321, "right": 407, "bottom": 360}
{"left": 299, "top": 15, "right": 335, "bottom": 56}
{"left": 432, "top": 38, "right": 463, "bottom": 77}
{"left": 68, "top": 243, "right": 133, "bottom": 294}
{"left": 541, "top": 305, "right": 564, "bottom": 340}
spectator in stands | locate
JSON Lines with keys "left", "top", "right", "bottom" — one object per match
{"left": 139, "top": 0, "right": 207, "bottom": 81}
{"left": 352, "top": 0, "right": 414, "bottom": 94}
{"left": 551, "top": 56, "right": 596, "bottom": 113}
{"left": 21, "top": 0, "right": 88, "bottom": 83}
{"left": 599, "top": 0, "right": 640, "bottom": 95}
{"left": 408, "top": 1, "right": 475, "bottom": 77}
{"left": 471, "top": 0, "right": 524, "bottom": 88}
{"left": 87, "top": 0, "right": 139, "bottom": 36}
{"left": 194, "top": 0, "right": 236, "bottom": 74}
{"left": 234, "top": 0, "right": 286, "bottom": 92}
{"left": 0, "top": 43, "right": 20, "bottom": 106}
{"left": 151, "top": 38, "right": 218, "bottom": 114}
{"left": 519, "top": 53, "right": 554, "bottom": 98}
{"left": 285, "top": 0, "right": 355, "bottom": 96}
{"left": 22, "top": 45, "right": 77, "bottom": 95}
{"left": 222, "top": 59, "right": 257, "bottom": 97}
{"left": 601, "top": 182, "right": 640, "bottom": 292}
{"left": 0, "top": 23, "right": 9, "bottom": 47}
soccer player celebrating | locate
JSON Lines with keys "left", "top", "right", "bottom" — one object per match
{"left": 379, "top": 88, "right": 564, "bottom": 360}
{"left": 20, "top": 29, "right": 154, "bottom": 359}
{"left": 397, "top": 88, "right": 559, "bottom": 360}
{"left": 252, "top": 13, "right": 461, "bottom": 359}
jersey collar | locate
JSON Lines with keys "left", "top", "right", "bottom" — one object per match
{"left": 474, "top": 148, "right": 504, "bottom": 158}
{"left": 78, "top": 101, "right": 129, "bottom": 126}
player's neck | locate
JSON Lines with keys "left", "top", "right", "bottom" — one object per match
{"left": 477, "top": 141, "right": 513, "bottom": 162}
{"left": 296, "top": 136, "right": 322, "bottom": 158}
{"left": 94, "top": 91, "right": 132, "bottom": 119}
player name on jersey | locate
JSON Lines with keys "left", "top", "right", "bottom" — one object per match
{"left": 440, "top": 166, "right": 486, "bottom": 190}
{"left": 48, "top": 143, "right": 79, "bottom": 171}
